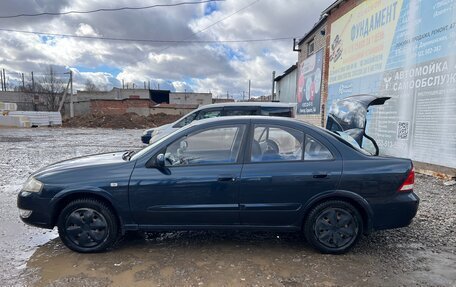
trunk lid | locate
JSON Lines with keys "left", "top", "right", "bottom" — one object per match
{"left": 326, "top": 94, "right": 390, "bottom": 154}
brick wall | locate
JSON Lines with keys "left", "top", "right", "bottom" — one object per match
{"left": 317, "top": 0, "right": 360, "bottom": 126}
{"left": 170, "top": 92, "right": 212, "bottom": 106}
{"left": 89, "top": 99, "right": 196, "bottom": 117}
{"left": 90, "top": 99, "right": 152, "bottom": 115}
{"left": 297, "top": 21, "right": 328, "bottom": 127}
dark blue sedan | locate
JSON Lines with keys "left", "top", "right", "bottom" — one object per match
{"left": 17, "top": 116, "right": 419, "bottom": 254}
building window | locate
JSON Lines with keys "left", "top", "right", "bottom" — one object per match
{"left": 307, "top": 38, "right": 315, "bottom": 56}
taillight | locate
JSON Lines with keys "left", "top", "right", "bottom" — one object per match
{"left": 399, "top": 167, "right": 415, "bottom": 192}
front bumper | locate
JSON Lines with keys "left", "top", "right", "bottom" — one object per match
{"left": 17, "top": 191, "right": 54, "bottom": 229}
{"left": 141, "top": 134, "right": 151, "bottom": 144}
{"left": 371, "top": 192, "right": 420, "bottom": 230}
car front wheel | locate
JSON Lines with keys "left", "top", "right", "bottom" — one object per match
{"left": 57, "top": 198, "right": 119, "bottom": 253}
{"left": 304, "top": 200, "right": 362, "bottom": 254}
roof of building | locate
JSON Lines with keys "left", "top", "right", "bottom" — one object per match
{"left": 321, "top": 0, "right": 345, "bottom": 15}
{"left": 274, "top": 64, "right": 297, "bottom": 82}
{"left": 297, "top": 15, "right": 328, "bottom": 46}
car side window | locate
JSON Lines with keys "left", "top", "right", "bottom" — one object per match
{"left": 164, "top": 125, "right": 245, "bottom": 166}
{"left": 260, "top": 107, "right": 293, "bottom": 117}
{"left": 195, "top": 109, "right": 222, "bottom": 120}
{"left": 304, "top": 135, "right": 333, "bottom": 160}
{"left": 251, "top": 125, "right": 304, "bottom": 162}
{"left": 224, "top": 108, "right": 258, "bottom": 116}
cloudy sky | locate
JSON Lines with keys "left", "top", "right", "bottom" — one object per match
{"left": 0, "top": 0, "right": 333, "bottom": 99}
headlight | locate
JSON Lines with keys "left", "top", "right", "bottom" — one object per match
{"left": 22, "top": 177, "right": 43, "bottom": 193}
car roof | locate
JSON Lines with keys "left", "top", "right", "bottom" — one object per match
{"left": 187, "top": 115, "right": 319, "bottom": 131}
{"left": 197, "top": 102, "right": 296, "bottom": 110}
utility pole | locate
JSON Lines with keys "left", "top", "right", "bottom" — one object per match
{"left": 271, "top": 71, "right": 276, "bottom": 101}
{"left": 248, "top": 79, "right": 251, "bottom": 100}
{"left": 148, "top": 80, "right": 150, "bottom": 90}
{"left": 0, "top": 69, "right": 3, "bottom": 91}
{"left": 242, "top": 91, "right": 245, "bottom": 101}
{"left": 21, "top": 73, "right": 25, "bottom": 91}
{"left": 31, "top": 72, "right": 35, "bottom": 92}
{"left": 2, "top": 69, "right": 6, "bottom": 91}
{"left": 70, "top": 70, "right": 74, "bottom": 118}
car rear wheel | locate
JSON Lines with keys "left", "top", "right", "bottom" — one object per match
{"left": 57, "top": 199, "right": 119, "bottom": 253}
{"left": 304, "top": 200, "right": 362, "bottom": 254}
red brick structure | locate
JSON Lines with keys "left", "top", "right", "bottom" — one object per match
{"left": 296, "top": 17, "right": 328, "bottom": 127}
{"left": 90, "top": 99, "right": 154, "bottom": 115}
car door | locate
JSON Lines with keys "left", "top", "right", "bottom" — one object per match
{"left": 129, "top": 124, "right": 247, "bottom": 227}
{"left": 239, "top": 123, "right": 342, "bottom": 227}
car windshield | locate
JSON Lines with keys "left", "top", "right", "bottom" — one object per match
{"left": 321, "top": 128, "right": 372, "bottom": 155}
{"left": 173, "top": 111, "right": 198, "bottom": 128}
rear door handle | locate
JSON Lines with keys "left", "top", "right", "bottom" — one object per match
{"left": 313, "top": 173, "right": 328, "bottom": 179}
{"left": 218, "top": 177, "right": 236, "bottom": 182}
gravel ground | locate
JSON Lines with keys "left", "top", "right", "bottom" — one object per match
{"left": 0, "top": 127, "right": 455, "bottom": 287}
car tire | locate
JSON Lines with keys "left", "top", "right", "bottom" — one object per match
{"left": 304, "top": 200, "right": 362, "bottom": 254}
{"left": 57, "top": 198, "right": 119, "bottom": 253}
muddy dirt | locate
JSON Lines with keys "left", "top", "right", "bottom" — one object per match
{"left": 62, "top": 113, "right": 181, "bottom": 129}
{"left": 0, "top": 128, "right": 455, "bottom": 286}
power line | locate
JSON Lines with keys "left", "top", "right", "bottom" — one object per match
{"left": 0, "top": 0, "right": 224, "bottom": 19}
{"left": 0, "top": 28, "right": 294, "bottom": 44}
{"left": 193, "top": 0, "right": 260, "bottom": 35}
{"left": 158, "top": 0, "right": 261, "bottom": 52}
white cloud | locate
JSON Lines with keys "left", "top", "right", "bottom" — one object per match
{"left": 0, "top": 0, "right": 333, "bottom": 99}
{"left": 75, "top": 23, "right": 99, "bottom": 37}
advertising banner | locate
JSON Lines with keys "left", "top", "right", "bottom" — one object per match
{"left": 297, "top": 49, "right": 323, "bottom": 114}
{"left": 327, "top": 0, "right": 456, "bottom": 168}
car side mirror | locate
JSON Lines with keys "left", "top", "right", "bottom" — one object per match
{"left": 156, "top": 153, "right": 165, "bottom": 168}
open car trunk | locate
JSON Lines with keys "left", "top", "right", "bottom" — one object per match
{"left": 326, "top": 94, "right": 390, "bottom": 155}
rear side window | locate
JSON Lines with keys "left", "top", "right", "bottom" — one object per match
{"left": 224, "top": 108, "right": 258, "bottom": 116}
{"left": 304, "top": 135, "right": 333, "bottom": 160}
{"left": 251, "top": 125, "right": 304, "bottom": 162}
{"left": 260, "top": 107, "right": 293, "bottom": 117}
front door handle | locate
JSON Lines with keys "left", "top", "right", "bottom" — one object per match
{"left": 218, "top": 177, "right": 236, "bottom": 182}
{"left": 313, "top": 173, "right": 328, "bottom": 179}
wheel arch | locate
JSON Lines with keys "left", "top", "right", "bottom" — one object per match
{"left": 50, "top": 188, "right": 123, "bottom": 233}
{"left": 301, "top": 190, "right": 374, "bottom": 234}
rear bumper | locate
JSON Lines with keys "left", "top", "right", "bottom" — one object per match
{"left": 17, "top": 191, "right": 54, "bottom": 229}
{"left": 371, "top": 192, "right": 419, "bottom": 230}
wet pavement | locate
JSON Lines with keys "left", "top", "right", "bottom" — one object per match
{"left": 1, "top": 127, "right": 455, "bottom": 286}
